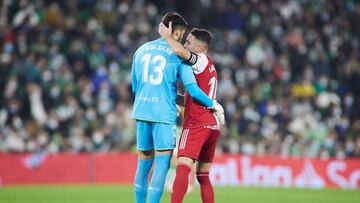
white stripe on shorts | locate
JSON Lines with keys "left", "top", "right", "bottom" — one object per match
{"left": 180, "top": 129, "right": 189, "bottom": 150}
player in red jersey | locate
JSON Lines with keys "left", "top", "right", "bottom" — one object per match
{"left": 159, "top": 22, "right": 224, "bottom": 203}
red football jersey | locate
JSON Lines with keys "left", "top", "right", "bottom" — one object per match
{"left": 183, "top": 53, "right": 218, "bottom": 128}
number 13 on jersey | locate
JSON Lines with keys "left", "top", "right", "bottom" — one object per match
{"left": 141, "top": 54, "right": 166, "bottom": 85}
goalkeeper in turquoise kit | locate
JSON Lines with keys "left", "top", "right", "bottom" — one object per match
{"left": 131, "top": 12, "right": 224, "bottom": 203}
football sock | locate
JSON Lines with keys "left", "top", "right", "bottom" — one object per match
{"left": 197, "top": 172, "right": 214, "bottom": 203}
{"left": 171, "top": 163, "right": 192, "bottom": 203}
{"left": 148, "top": 154, "right": 172, "bottom": 203}
{"left": 134, "top": 157, "right": 154, "bottom": 203}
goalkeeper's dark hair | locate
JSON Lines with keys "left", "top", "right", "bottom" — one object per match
{"left": 161, "top": 12, "right": 187, "bottom": 33}
{"left": 190, "top": 28, "right": 212, "bottom": 46}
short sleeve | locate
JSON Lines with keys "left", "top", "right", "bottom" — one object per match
{"left": 192, "top": 53, "right": 208, "bottom": 74}
{"left": 180, "top": 63, "right": 197, "bottom": 86}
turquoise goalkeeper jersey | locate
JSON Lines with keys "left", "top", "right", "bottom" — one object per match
{"left": 131, "top": 38, "right": 196, "bottom": 124}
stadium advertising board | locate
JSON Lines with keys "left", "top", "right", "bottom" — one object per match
{"left": 210, "top": 155, "right": 360, "bottom": 189}
{"left": 0, "top": 153, "right": 359, "bottom": 189}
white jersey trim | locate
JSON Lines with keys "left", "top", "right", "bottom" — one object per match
{"left": 192, "top": 53, "right": 208, "bottom": 74}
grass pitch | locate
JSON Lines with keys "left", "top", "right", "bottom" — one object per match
{"left": 0, "top": 184, "right": 359, "bottom": 203}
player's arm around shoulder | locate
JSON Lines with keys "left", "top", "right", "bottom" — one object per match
{"left": 179, "top": 63, "right": 212, "bottom": 107}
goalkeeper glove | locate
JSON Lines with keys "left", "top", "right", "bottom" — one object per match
{"left": 208, "top": 100, "right": 225, "bottom": 125}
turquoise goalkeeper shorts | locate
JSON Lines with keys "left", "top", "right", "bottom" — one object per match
{"left": 136, "top": 120, "right": 177, "bottom": 151}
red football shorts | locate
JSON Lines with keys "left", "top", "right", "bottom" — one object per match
{"left": 177, "top": 125, "right": 220, "bottom": 163}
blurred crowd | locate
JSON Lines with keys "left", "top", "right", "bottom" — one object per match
{"left": 0, "top": 0, "right": 359, "bottom": 158}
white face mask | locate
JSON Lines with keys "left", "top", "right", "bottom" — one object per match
{"left": 344, "top": 95, "right": 354, "bottom": 107}
{"left": 97, "top": 100, "right": 112, "bottom": 115}
{"left": 47, "top": 117, "right": 59, "bottom": 130}
{"left": 86, "top": 109, "right": 97, "bottom": 121}
{"left": 319, "top": 77, "right": 328, "bottom": 87}
{"left": 42, "top": 70, "right": 52, "bottom": 82}
{"left": 93, "top": 131, "right": 104, "bottom": 144}
{"left": 50, "top": 85, "right": 61, "bottom": 98}
{"left": 81, "top": 93, "right": 93, "bottom": 106}
{"left": 267, "top": 104, "right": 278, "bottom": 116}
{"left": 106, "top": 113, "right": 117, "bottom": 126}
{"left": 13, "top": 117, "right": 23, "bottom": 129}
{"left": 97, "top": 67, "right": 107, "bottom": 76}
{"left": 9, "top": 103, "right": 19, "bottom": 113}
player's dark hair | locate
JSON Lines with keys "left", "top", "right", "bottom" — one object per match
{"left": 190, "top": 28, "right": 212, "bottom": 46}
{"left": 161, "top": 12, "right": 187, "bottom": 33}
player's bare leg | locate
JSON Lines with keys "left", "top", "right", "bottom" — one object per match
{"left": 178, "top": 156, "right": 195, "bottom": 166}
{"left": 139, "top": 149, "right": 155, "bottom": 159}
{"left": 155, "top": 149, "right": 172, "bottom": 156}
{"left": 197, "top": 162, "right": 210, "bottom": 172}
{"left": 197, "top": 162, "right": 214, "bottom": 203}
{"left": 147, "top": 149, "right": 173, "bottom": 203}
{"left": 171, "top": 156, "right": 195, "bottom": 203}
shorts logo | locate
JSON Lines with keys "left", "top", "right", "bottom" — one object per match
{"left": 204, "top": 125, "right": 219, "bottom": 130}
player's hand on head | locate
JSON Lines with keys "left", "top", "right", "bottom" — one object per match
{"left": 158, "top": 21, "right": 172, "bottom": 39}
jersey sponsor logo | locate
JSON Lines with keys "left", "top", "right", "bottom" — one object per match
{"left": 138, "top": 93, "right": 159, "bottom": 103}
